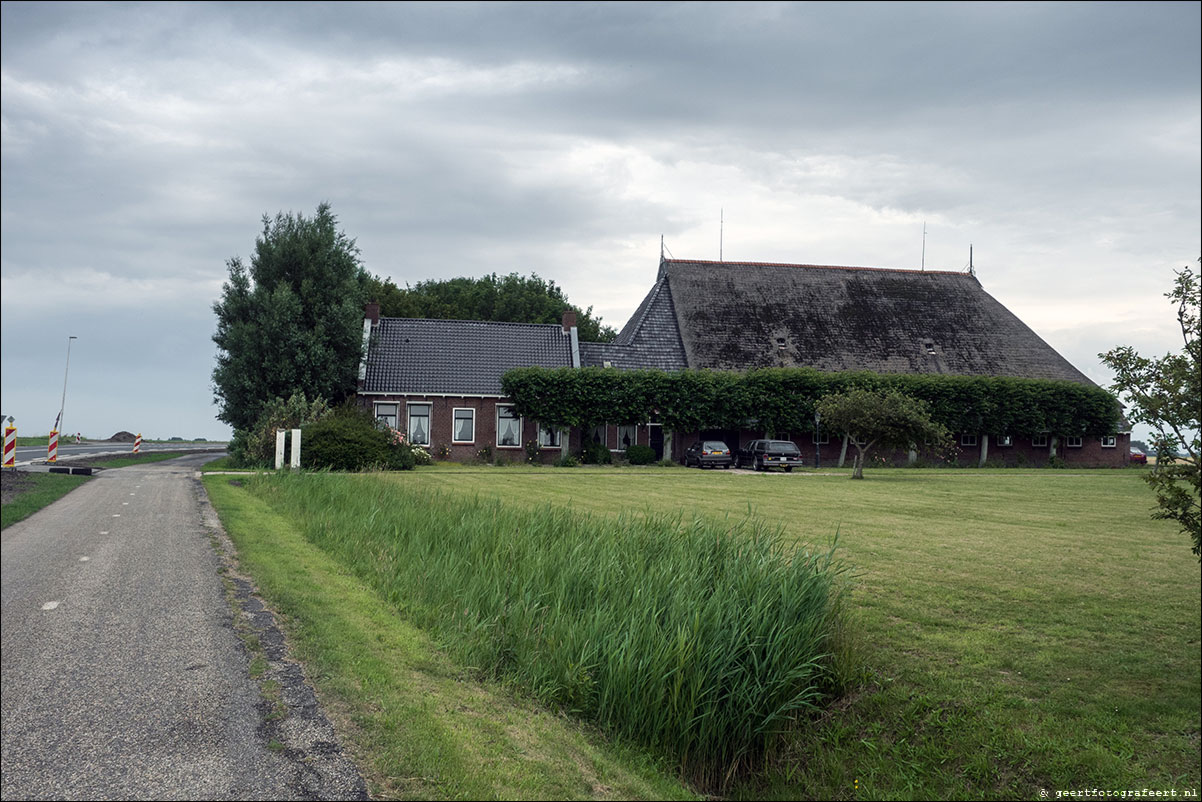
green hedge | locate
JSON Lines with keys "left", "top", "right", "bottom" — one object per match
{"left": 501, "top": 367, "right": 1121, "bottom": 437}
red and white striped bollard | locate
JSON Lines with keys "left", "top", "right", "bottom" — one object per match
{"left": 133, "top": 433, "right": 142, "bottom": 454}
{"left": 48, "top": 430, "right": 59, "bottom": 463}
{"left": 3, "top": 426, "right": 15, "bottom": 468}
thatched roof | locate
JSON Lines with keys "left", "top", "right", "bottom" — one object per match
{"left": 591, "top": 258, "right": 1095, "bottom": 385}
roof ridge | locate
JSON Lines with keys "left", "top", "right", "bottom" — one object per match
{"left": 663, "top": 258, "right": 968, "bottom": 277}
{"left": 380, "top": 316, "right": 566, "bottom": 329}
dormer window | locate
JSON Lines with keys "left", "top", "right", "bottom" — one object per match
{"left": 776, "top": 337, "right": 787, "bottom": 350}
{"left": 923, "top": 339, "right": 937, "bottom": 355}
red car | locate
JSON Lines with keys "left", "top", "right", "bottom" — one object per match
{"left": 1129, "top": 448, "right": 1147, "bottom": 465}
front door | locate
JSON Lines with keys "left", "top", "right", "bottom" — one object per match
{"left": 648, "top": 424, "right": 664, "bottom": 460}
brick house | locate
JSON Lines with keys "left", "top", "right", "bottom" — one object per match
{"left": 360, "top": 257, "right": 1129, "bottom": 467}
{"left": 357, "top": 303, "right": 581, "bottom": 463}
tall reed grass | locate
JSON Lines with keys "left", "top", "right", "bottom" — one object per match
{"left": 245, "top": 472, "right": 850, "bottom": 786}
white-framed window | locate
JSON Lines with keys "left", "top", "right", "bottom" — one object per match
{"left": 961, "top": 433, "right": 978, "bottom": 447}
{"left": 538, "top": 424, "right": 561, "bottom": 448}
{"left": 1066, "top": 436, "right": 1083, "bottom": 448}
{"left": 589, "top": 424, "right": 607, "bottom": 446}
{"left": 407, "top": 403, "right": 431, "bottom": 446}
{"left": 616, "top": 424, "right": 637, "bottom": 451}
{"left": 496, "top": 405, "right": 522, "bottom": 448}
{"left": 375, "top": 403, "right": 398, "bottom": 430}
{"left": 812, "top": 430, "right": 830, "bottom": 445}
{"left": 1101, "top": 435, "right": 1117, "bottom": 448}
{"left": 452, "top": 408, "right": 475, "bottom": 444}
{"left": 996, "top": 435, "right": 1013, "bottom": 447}
{"left": 1033, "top": 434, "right": 1049, "bottom": 448}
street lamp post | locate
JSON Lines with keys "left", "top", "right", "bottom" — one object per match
{"left": 58, "top": 336, "right": 77, "bottom": 438}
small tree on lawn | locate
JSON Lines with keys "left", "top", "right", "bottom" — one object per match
{"left": 817, "top": 388, "right": 950, "bottom": 479}
{"left": 1100, "top": 263, "right": 1201, "bottom": 560}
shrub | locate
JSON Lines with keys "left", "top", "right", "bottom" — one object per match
{"left": 231, "top": 392, "right": 331, "bottom": 467}
{"left": 475, "top": 445, "right": 493, "bottom": 464}
{"left": 301, "top": 410, "right": 413, "bottom": 471}
{"left": 625, "top": 444, "right": 656, "bottom": 465}
{"left": 579, "top": 440, "right": 612, "bottom": 465}
{"left": 525, "top": 439, "right": 541, "bottom": 463}
{"left": 405, "top": 443, "right": 432, "bottom": 466}
{"left": 554, "top": 454, "right": 579, "bottom": 468}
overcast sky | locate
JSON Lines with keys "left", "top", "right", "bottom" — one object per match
{"left": 2, "top": 1, "right": 1199, "bottom": 443}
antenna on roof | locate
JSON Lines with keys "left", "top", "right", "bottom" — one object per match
{"left": 921, "top": 221, "right": 926, "bottom": 271}
{"left": 660, "top": 235, "right": 664, "bottom": 262}
{"left": 720, "top": 208, "right": 724, "bottom": 263}
{"left": 969, "top": 244, "right": 975, "bottom": 277}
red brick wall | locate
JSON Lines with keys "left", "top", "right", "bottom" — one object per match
{"left": 360, "top": 395, "right": 571, "bottom": 464}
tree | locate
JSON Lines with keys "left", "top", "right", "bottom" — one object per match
{"left": 816, "top": 388, "right": 950, "bottom": 479}
{"left": 1100, "top": 264, "right": 1201, "bottom": 560}
{"left": 212, "top": 203, "right": 369, "bottom": 432}
{"left": 366, "top": 272, "right": 616, "bottom": 342}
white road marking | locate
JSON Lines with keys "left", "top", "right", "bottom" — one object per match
{"left": 122, "top": 502, "right": 129, "bottom": 506}
{"left": 79, "top": 556, "right": 90, "bottom": 562}
{"left": 112, "top": 514, "right": 120, "bottom": 518}
{"left": 42, "top": 601, "right": 60, "bottom": 610}
{"left": 100, "top": 531, "right": 108, "bottom": 535}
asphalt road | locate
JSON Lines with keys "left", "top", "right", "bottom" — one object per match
{"left": 1, "top": 454, "right": 364, "bottom": 800}
{"left": 11, "top": 441, "right": 221, "bottom": 466}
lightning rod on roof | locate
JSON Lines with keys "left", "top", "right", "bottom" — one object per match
{"left": 970, "top": 244, "right": 975, "bottom": 277}
{"left": 720, "top": 208, "right": 724, "bottom": 263}
{"left": 921, "top": 221, "right": 926, "bottom": 272}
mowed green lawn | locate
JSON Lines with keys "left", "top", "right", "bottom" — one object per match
{"left": 371, "top": 465, "right": 1201, "bottom": 800}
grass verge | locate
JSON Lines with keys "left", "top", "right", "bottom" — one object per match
{"left": 1, "top": 471, "right": 90, "bottom": 529}
{"left": 202, "top": 475, "right": 694, "bottom": 801}
{"left": 239, "top": 471, "right": 851, "bottom": 787}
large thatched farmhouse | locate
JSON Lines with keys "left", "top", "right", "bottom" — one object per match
{"left": 358, "top": 258, "right": 1128, "bottom": 467}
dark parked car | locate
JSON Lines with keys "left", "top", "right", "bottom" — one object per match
{"left": 1129, "top": 447, "right": 1147, "bottom": 465}
{"left": 737, "top": 439, "right": 805, "bottom": 472}
{"left": 683, "top": 440, "right": 733, "bottom": 469}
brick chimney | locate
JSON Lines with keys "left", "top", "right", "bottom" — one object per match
{"left": 561, "top": 310, "right": 577, "bottom": 333}
{"left": 365, "top": 301, "right": 380, "bottom": 325}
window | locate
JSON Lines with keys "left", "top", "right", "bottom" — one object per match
{"left": 589, "top": 425, "right": 607, "bottom": 446}
{"left": 452, "top": 408, "right": 475, "bottom": 444}
{"left": 812, "top": 430, "right": 830, "bottom": 445}
{"left": 1033, "top": 434, "right": 1049, "bottom": 447}
{"left": 375, "top": 403, "right": 398, "bottom": 429}
{"left": 497, "top": 405, "right": 522, "bottom": 448}
{"left": 407, "top": 403, "right": 431, "bottom": 446}
{"left": 961, "top": 433, "right": 978, "bottom": 447}
{"left": 1066, "top": 436, "right": 1083, "bottom": 448}
{"left": 1101, "top": 435, "right": 1116, "bottom": 448}
{"left": 997, "top": 435, "right": 1013, "bottom": 447}
{"left": 539, "top": 424, "right": 561, "bottom": 448}
{"left": 616, "top": 425, "right": 637, "bottom": 451}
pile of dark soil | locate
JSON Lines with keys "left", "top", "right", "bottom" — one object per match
{"left": 108, "top": 431, "right": 137, "bottom": 443}
{"left": 1, "top": 470, "right": 37, "bottom": 505}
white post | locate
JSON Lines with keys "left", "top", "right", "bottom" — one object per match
{"left": 290, "top": 428, "right": 301, "bottom": 469}
{"left": 275, "top": 430, "right": 286, "bottom": 469}
{"left": 838, "top": 434, "right": 849, "bottom": 468}
{"left": 978, "top": 433, "right": 989, "bottom": 468}
{"left": 560, "top": 428, "right": 569, "bottom": 459}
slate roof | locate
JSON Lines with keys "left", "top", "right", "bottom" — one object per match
{"left": 363, "top": 318, "right": 574, "bottom": 395}
{"left": 657, "top": 259, "right": 1095, "bottom": 384}
{"left": 579, "top": 277, "right": 689, "bottom": 371}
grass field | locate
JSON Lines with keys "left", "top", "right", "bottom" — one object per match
{"left": 207, "top": 464, "right": 1200, "bottom": 800}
